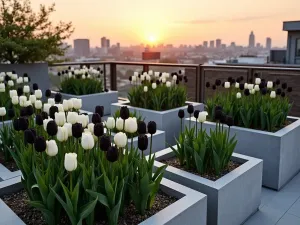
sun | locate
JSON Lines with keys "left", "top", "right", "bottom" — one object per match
{"left": 148, "top": 35, "right": 157, "bottom": 44}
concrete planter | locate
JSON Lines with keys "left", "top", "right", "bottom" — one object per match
{"left": 187, "top": 116, "right": 300, "bottom": 190}
{"left": 0, "top": 177, "right": 207, "bottom": 225}
{"left": 111, "top": 100, "right": 204, "bottom": 146}
{"left": 0, "top": 120, "right": 12, "bottom": 129}
{"left": 51, "top": 91, "right": 118, "bottom": 116}
{"left": 154, "top": 147, "right": 263, "bottom": 225}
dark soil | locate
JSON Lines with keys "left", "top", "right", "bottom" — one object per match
{"left": 0, "top": 151, "right": 19, "bottom": 172}
{"left": 162, "top": 157, "right": 242, "bottom": 181}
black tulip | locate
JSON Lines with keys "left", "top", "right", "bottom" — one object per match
{"left": 226, "top": 116, "right": 234, "bottom": 127}
{"left": 236, "top": 78, "right": 241, "bottom": 83}
{"left": 194, "top": 110, "right": 200, "bottom": 119}
{"left": 57, "top": 72, "right": 61, "bottom": 77}
{"left": 249, "top": 78, "right": 253, "bottom": 83}
{"left": 239, "top": 83, "right": 245, "bottom": 90}
{"left": 13, "top": 119, "right": 20, "bottom": 131}
{"left": 228, "top": 77, "right": 233, "bottom": 82}
{"left": 187, "top": 104, "right": 194, "bottom": 114}
{"left": 62, "top": 71, "right": 65, "bottom": 75}
{"left": 47, "top": 121, "right": 58, "bottom": 136}
{"left": 179, "top": 76, "right": 183, "bottom": 82}
{"left": 281, "top": 92, "right": 286, "bottom": 98}
{"left": 54, "top": 93, "right": 62, "bottom": 103}
{"left": 72, "top": 123, "right": 82, "bottom": 139}
{"left": 137, "top": 121, "right": 147, "bottom": 134}
{"left": 24, "top": 129, "right": 36, "bottom": 144}
{"left": 287, "top": 87, "right": 293, "bottom": 93}
{"left": 129, "top": 76, "right": 132, "bottom": 81}
{"left": 261, "top": 88, "right": 267, "bottom": 95}
{"left": 276, "top": 88, "right": 282, "bottom": 95}
{"left": 206, "top": 82, "right": 210, "bottom": 88}
{"left": 231, "top": 79, "right": 235, "bottom": 84}
{"left": 138, "top": 135, "right": 148, "bottom": 151}
{"left": 254, "top": 73, "right": 259, "bottom": 78}
{"left": 212, "top": 85, "right": 216, "bottom": 90}
{"left": 156, "top": 80, "right": 160, "bottom": 85}
{"left": 19, "top": 117, "right": 29, "bottom": 131}
{"left": 7, "top": 108, "right": 15, "bottom": 119}
{"left": 106, "top": 146, "right": 119, "bottom": 162}
{"left": 240, "top": 76, "right": 244, "bottom": 81}
{"left": 95, "top": 106, "right": 104, "bottom": 117}
{"left": 94, "top": 123, "right": 104, "bottom": 137}
{"left": 282, "top": 83, "right": 287, "bottom": 89}
{"left": 178, "top": 109, "right": 185, "bottom": 119}
{"left": 100, "top": 135, "right": 111, "bottom": 151}
{"left": 259, "top": 82, "right": 265, "bottom": 89}
{"left": 49, "top": 106, "right": 58, "bottom": 119}
{"left": 244, "top": 89, "right": 250, "bottom": 96}
{"left": 215, "top": 110, "right": 224, "bottom": 121}
{"left": 215, "top": 79, "right": 221, "bottom": 86}
{"left": 92, "top": 113, "right": 101, "bottom": 124}
{"left": 45, "top": 89, "right": 52, "bottom": 98}
{"left": 120, "top": 106, "right": 130, "bottom": 120}
{"left": 34, "top": 136, "right": 47, "bottom": 152}
{"left": 35, "top": 114, "right": 43, "bottom": 126}
{"left": 176, "top": 80, "right": 180, "bottom": 85}
{"left": 33, "top": 83, "right": 39, "bottom": 90}
{"left": 5, "top": 75, "right": 10, "bottom": 82}
{"left": 26, "top": 105, "right": 34, "bottom": 116}
{"left": 17, "top": 87, "right": 23, "bottom": 96}
{"left": 20, "top": 107, "right": 27, "bottom": 117}
{"left": 147, "top": 121, "right": 157, "bottom": 135}
{"left": 41, "top": 112, "right": 48, "bottom": 120}
{"left": 105, "top": 89, "right": 109, "bottom": 92}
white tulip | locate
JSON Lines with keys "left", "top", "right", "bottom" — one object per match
{"left": 224, "top": 82, "right": 230, "bottom": 89}
{"left": 46, "top": 140, "right": 58, "bottom": 157}
{"left": 81, "top": 133, "right": 95, "bottom": 150}
{"left": 64, "top": 153, "right": 77, "bottom": 172}
{"left": 29, "top": 95, "right": 36, "bottom": 104}
{"left": 55, "top": 104, "right": 64, "bottom": 112}
{"left": 106, "top": 117, "right": 115, "bottom": 130}
{"left": 73, "top": 98, "right": 82, "bottom": 110}
{"left": 8, "top": 80, "right": 14, "bottom": 86}
{"left": 63, "top": 123, "right": 72, "bottom": 137}
{"left": 35, "top": 100, "right": 42, "bottom": 109}
{"left": 77, "top": 114, "right": 89, "bottom": 127}
{"left": 16, "top": 77, "right": 23, "bottom": 84}
{"left": 0, "top": 83, "right": 5, "bottom": 89}
{"left": 48, "top": 98, "right": 55, "bottom": 106}
{"left": 144, "top": 86, "right": 148, "bottom": 92}
{"left": 19, "top": 96, "right": 27, "bottom": 107}
{"left": 68, "top": 99, "right": 74, "bottom": 109}
{"left": 43, "top": 103, "right": 51, "bottom": 114}
{"left": 62, "top": 100, "right": 69, "bottom": 111}
{"left": 56, "top": 126, "right": 68, "bottom": 142}
{"left": 254, "top": 85, "right": 260, "bottom": 91}
{"left": 166, "top": 81, "right": 171, "bottom": 87}
{"left": 67, "top": 112, "right": 78, "bottom": 124}
{"left": 198, "top": 111, "right": 208, "bottom": 123}
{"left": 146, "top": 75, "right": 151, "bottom": 81}
{"left": 124, "top": 117, "right": 138, "bottom": 133}
{"left": 236, "top": 92, "right": 242, "bottom": 99}
{"left": 6, "top": 72, "right": 12, "bottom": 76}
{"left": 12, "top": 96, "right": 19, "bottom": 105}
{"left": 23, "top": 77, "right": 29, "bottom": 83}
{"left": 152, "top": 83, "right": 157, "bottom": 89}
{"left": 55, "top": 112, "right": 66, "bottom": 126}
{"left": 270, "top": 91, "right": 276, "bottom": 98}
{"left": 162, "top": 77, "right": 166, "bottom": 83}
{"left": 23, "top": 85, "right": 30, "bottom": 93}
{"left": 116, "top": 117, "right": 124, "bottom": 131}
{"left": 173, "top": 75, "right": 177, "bottom": 81}
{"left": 24, "top": 100, "right": 32, "bottom": 107}
{"left": 154, "top": 72, "right": 160, "bottom": 77}
{"left": 244, "top": 83, "right": 248, "bottom": 89}
{"left": 143, "top": 72, "right": 147, "bottom": 76}
{"left": 267, "top": 81, "right": 273, "bottom": 89}
{"left": 148, "top": 70, "right": 153, "bottom": 76}
{"left": 9, "top": 90, "right": 17, "bottom": 98}
{"left": 0, "top": 77, "right": 3, "bottom": 82}
{"left": 43, "top": 118, "right": 53, "bottom": 131}
{"left": 0, "top": 88, "right": 4, "bottom": 93}
{"left": 0, "top": 107, "right": 6, "bottom": 116}
{"left": 114, "top": 132, "right": 127, "bottom": 148}
{"left": 88, "top": 123, "right": 94, "bottom": 134}
{"left": 235, "top": 82, "right": 240, "bottom": 88}
{"left": 12, "top": 74, "right": 18, "bottom": 80}
{"left": 248, "top": 84, "right": 254, "bottom": 90}
{"left": 134, "top": 72, "right": 139, "bottom": 77}
{"left": 141, "top": 75, "right": 145, "bottom": 81}
{"left": 250, "top": 89, "right": 256, "bottom": 94}
{"left": 132, "top": 76, "right": 137, "bottom": 82}
{"left": 35, "top": 89, "right": 42, "bottom": 99}
{"left": 255, "top": 78, "right": 261, "bottom": 85}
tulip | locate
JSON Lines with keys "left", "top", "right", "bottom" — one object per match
{"left": 0, "top": 107, "right": 6, "bottom": 116}
{"left": 250, "top": 89, "right": 256, "bottom": 95}
{"left": 63, "top": 123, "right": 72, "bottom": 137}
{"left": 43, "top": 103, "right": 51, "bottom": 114}
{"left": 19, "top": 117, "right": 29, "bottom": 131}
{"left": 16, "top": 78, "right": 23, "bottom": 84}
{"left": 8, "top": 80, "right": 14, "bottom": 87}
{"left": 54, "top": 93, "right": 62, "bottom": 103}
{"left": 45, "top": 89, "right": 52, "bottom": 98}
{"left": 81, "top": 133, "right": 95, "bottom": 150}
{"left": 248, "top": 84, "right": 254, "bottom": 90}
{"left": 34, "top": 100, "right": 42, "bottom": 110}
{"left": 236, "top": 92, "right": 242, "bottom": 99}
{"left": 100, "top": 135, "right": 111, "bottom": 151}
{"left": 255, "top": 78, "right": 261, "bottom": 85}
{"left": 152, "top": 83, "right": 157, "bottom": 89}
{"left": 55, "top": 104, "right": 64, "bottom": 112}
{"left": 33, "top": 83, "right": 39, "bottom": 91}
{"left": 72, "top": 123, "right": 83, "bottom": 139}
{"left": 67, "top": 112, "right": 78, "bottom": 124}
{"left": 77, "top": 114, "right": 89, "bottom": 128}
{"left": 55, "top": 112, "right": 66, "bottom": 126}
{"left": 24, "top": 100, "right": 32, "bottom": 107}
{"left": 187, "top": 104, "right": 194, "bottom": 114}
{"left": 270, "top": 91, "right": 276, "bottom": 98}
{"left": 9, "top": 90, "right": 17, "bottom": 98}
{"left": 73, "top": 98, "right": 82, "bottom": 110}
{"left": 35, "top": 114, "right": 43, "bottom": 126}
{"left": 62, "top": 100, "right": 69, "bottom": 111}
{"left": 87, "top": 123, "right": 95, "bottom": 134}
{"left": 235, "top": 82, "right": 240, "bottom": 88}
{"left": 178, "top": 110, "right": 185, "bottom": 121}
{"left": 7, "top": 109, "right": 15, "bottom": 119}
{"left": 35, "top": 89, "right": 42, "bottom": 99}
{"left": 226, "top": 116, "right": 234, "bottom": 127}
{"left": 46, "top": 140, "right": 58, "bottom": 156}
{"left": 116, "top": 117, "right": 124, "bottom": 131}
{"left": 64, "top": 153, "right": 77, "bottom": 172}
{"left": 57, "top": 126, "right": 68, "bottom": 142}
{"left": 125, "top": 117, "right": 138, "bottom": 133}
{"left": 132, "top": 75, "right": 137, "bottom": 82}
{"left": 19, "top": 96, "right": 27, "bottom": 107}
{"left": 47, "top": 120, "right": 58, "bottom": 136}
{"left": 224, "top": 82, "right": 230, "bottom": 88}
{"left": 24, "top": 77, "right": 29, "bottom": 83}
{"left": 137, "top": 121, "right": 147, "bottom": 134}
{"left": 138, "top": 135, "right": 148, "bottom": 152}
{"left": 43, "top": 118, "right": 52, "bottom": 131}
{"left": 287, "top": 87, "right": 293, "bottom": 92}
{"left": 23, "top": 85, "right": 30, "bottom": 93}
{"left": 114, "top": 132, "right": 127, "bottom": 148}
{"left": 198, "top": 111, "right": 208, "bottom": 123}
{"left": 106, "top": 117, "right": 115, "bottom": 129}
{"left": 28, "top": 95, "right": 36, "bottom": 104}
{"left": 244, "top": 89, "right": 250, "bottom": 96}
{"left": 26, "top": 105, "right": 34, "bottom": 116}
{"left": 147, "top": 121, "right": 157, "bottom": 135}
{"left": 48, "top": 98, "right": 55, "bottom": 106}
{"left": 95, "top": 106, "right": 104, "bottom": 117}
{"left": 166, "top": 81, "right": 171, "bottom": 87}
{"left": 20, "top": 107, "right": 27, "bottom": 117}
{"left": 24, "top": 129, "right": 36, "bottom": 144}
{"left": 0, "top": 83, "right": 5, "bottom": 90}
{"left": 120, "top": 106, "right": 130, "bottom": 120}
{"left": 144, "top": 86, "right": 148, "bottom": 92}
{"left": 34, "top": 136, "right": 47, "bottom": 153}
{"left": 94, "top": 123, "right": 104, "bottom": 137}
{"left": 106, "top": 146, "right": 119, "bottom": 162}
{"left": 92, "top": 113, "right": 101, "bottom": 124}
{"left": 267, "top": 81, "right": 273, "bottom": 89}
{"left": 194, "top": 110, "right": 200, "bottom": 119}
{"left": 254, "top": 85, "right": 260, "bottom": 91}
{"left": 13, "top": 119, "right": 20, "bottom": 131}
{"left": 173, "top": 75, "right": 177, "bottom": 81}
{"left": 49, "top": 106, "right": 58, "bottom": 119}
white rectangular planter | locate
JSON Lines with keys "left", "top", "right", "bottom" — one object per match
{"left": 154, "top": 147, "right": 263, "bottom": 225}
{"left": 52, "top": 91, "right": 118, "bottom": 116}
{"left": 111, "top": 100, "right": 204, "bottom": 146}
{"left": 0, "top": 177, "right": 207, "bottom": 225}
{"left": 186, "top": 116, "right": 300, "bottom": 190}
{"left": 0, "top": 120, "right": 12, "bottom": 129}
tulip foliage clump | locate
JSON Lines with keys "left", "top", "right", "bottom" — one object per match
{"left": 171, "top": 105, "right": 237, "bottom": 176}
{"left": 205, "top": 76, "right": 293, "bottom": 132}
{"left": 59, "top": 66, "right": 104, "bottom": 95}
{"left": 128, "top": 70, "right": 187, "bottom": 111}
{"left": 8, "top": 96, "right": 167, "bottom": 225}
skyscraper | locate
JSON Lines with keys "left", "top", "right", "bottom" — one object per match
{"left": 203, "top": 41, "right": 208, "bottom": 48}
{"left": 101, "top": 37, "right": 107, "bottom": 48}
{"left": 249, "top": 31, "right": 255, "bottom": 48}
{"left": 210, "top": 40, "right": 215, "bottom": 48}
{"left": 216, "top": 39, "right": 222, "bottom": 48}
{"left": 266, "top": 37, "right": 272, "bottom": 50}
{"left": 106, "top": 39, "right": 110, "bottom": 48}
{"left": 73, "top": 39, "right": 90, "bottom": 57}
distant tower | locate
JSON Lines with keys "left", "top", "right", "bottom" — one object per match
{"left": 249, "top": 31, "right": 255, "bottom": 48}
{"left": 203, "top": 41, "right": 208, "bottom": 48}
{"left": 106, "top": 39, "right": 110, "bottom": 48}
{"left": 266, "top": 37, "right": 272, "bottom": 50}
{"left": 101, "top": 37, "right": 107, "bottom": 48}
{"left": 73, "top": 39, "right": 90, "bottom": 57}
{"left": 210, "top": 40, "right": 215, "bottom": 48}
{"left": 216, "top": 39, "right": 222, "bottom": 48}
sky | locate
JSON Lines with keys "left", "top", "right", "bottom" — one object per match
{"left": 31, "top": 0, "right": 300, "bottom": 47}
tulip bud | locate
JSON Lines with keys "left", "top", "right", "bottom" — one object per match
{"left": 244, "top": 89, "right": 250, "bottom": 96}
{"left": 7, "top": 108, "right": 15, "bottom": 119}
{"left": 194, "top": 110, "right": 200, "bottom": 119}
{"left": 24, "top": 129, "right": 36, "bottom": 144}
{"left": 63, "top": 122, "right": 72, "bottom": 137}
{"left": 55, "top": 112, "right": 66, "bottom": 126}
{"left": 267, "top": 81, "right": 273, "bottom": 89}
{"left": 64, "top": 153, "right": 77, "bottom": 172}
{"left": 62, "top": 100, "right": 69, "bottom": 111}
{"left": 255, "top": 78, "right": 261, "bottom": 85}
{"left": 81, "top": 133, "right": 95, "bottom": 150}
{"left": 47, "top": 120, "right": 58, "bottom": 136}
{"left": 125, "top": 117, "right": 138, "bottom": 133}
{"left": 270, "top": 91, "right": 276, "bottom": 99}
{"left": 13, "top": 118, "right": 20, "bottom": 131}
{"left": 43, "top": 103, "right": 51, "bottom": 114}
{"left": 35, "top": 89, "right": 42, "bottom": 99}
{"left": 26, "top": 105, "right": 34, "bottom": 116}
{"left": 19, "top": 96, "right": 27, "bottom": 107}
{"left": 106, "top": 117, "right": 115, "bottom": 129}
{"left": 114, "top": 132, "right": 127, "bottom": 148}
{"left": 100, "top": 135, "right": 111, "bottom": 151}
{"left": 12, "top": 96, "right": 19, "bottom": 105}
{"left": 187, "top": 104, "right": 194, "bottom": 114}
{"left": 67, "top": 112, "right": 78, "bottom": 124}
{"left": 120, "top": 106, "right": 130, "bottom": 120}
{"left": 144, "top": 86, "right": 148, "bottom": 92}
{"left": 33, "top": 83, "right": 39, "bottom": 91}
{"left": 49, "top": 106, "right": 58, "bottom": 119}
{"left": 23, "top": 85, "right": 30, "bottom": 93}
{"left": 106, "top": 146, "right": 119, "bottom": 162}
{"left": 287, "top": 87, "right": 293, "bottom": 92}
{"left": 73, "top": 98, "right": 82, "bottom": 110}
{"left": 67, "top": 99, "right": 73, "bottom": 109}
{"left": 17, "top": 87, "right": 23, "bottom": 96}
{"left": 20, "top": 107, "right": 27, "bottom": 117}
{"left": 138, "top": 135, "right": 148, "bottom": 151}
{"left": 254, "top": 85, "right": 260, "bottom": 91}
{"left": 45, "top": 89, "right": 52, "bottom": 98}
{"left": 92, "top": 113, "right": 101, "bottom": 124}
{"left": 147, "top": 121, "right": 157, "bottom": 135}
{"left": 178, "top": 109, "right": 185, "bottom": 119}
{"left": 57, "top": 126, "right": 68, "bottom": 142}
{"left": 116, "top": 117, "right": 124, "bottom": 131}
{"left": 41, "top": 111, "right": 48, "bottom": 120}
{"left": 95, "top": 106, "right": 104, "bottom": 117}
{"left": 29, "top": 95, "right": 36, "bottom": 104}
{"left": 77, "top": 114, "right": 89, "bottom": 128}
{"left": 9, "top": 90, "right": 17, "bottom": 98}
{"left": 198, "top": 111, "right": 208, "bottom": 123}
{"left": 19, "top": 117, "right": 29, "bottom": 131}
{"left": 46, "top": 140, "right": 58, "bottom": 156}
{"left": 34, "top": 136, "right": 47, "bottom": 153}
{"left": 236, "top": 92, "right": 242, "bottom": 99}
{"left": 226, "top": 116, "right": 234, "bottom": 127}
{"left": 0, "top": 107, "right": 6, "bottom": 116}
{"left": 35, "top": 114, "right": 43, "bottom": 126}
{"left": 214, "top": 107, "right": 224, "bottom": 121}
{"left": 54, "top": 93, "right": 62, "bottom": 103}
{"left": 137, "top": 121, "right": 147, "bottom": 134}
{"left": 94, "top": 123, "right": 104, "bottom": 137}
{"left": 152, "top": 83, "right": 157, "bottom": 89}
{"left": 72, "top": 123, "right": 83, "bottom": 139}
{"left": 88, "top": 123, "right": 95, "bottom": 134}
{"left": 224, "top": 82, "right": 230, "bottom": 89}
{"left": 48, "top": 98, "right": 55, "bottom": 106}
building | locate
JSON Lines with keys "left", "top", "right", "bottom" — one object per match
{"left": 283, "top": 21, "right": 300, "bottom": 64}
{"left": 106, "top": 39, "right": 110, "bottom": 48}
{"left": 116, "top": 43, "right": 120, "bottom": 48}
{"left": 256, "top": 43, "right": 261, "bottom": 48}
{"left": 266, "top": 37, "right": 272, "bottom": 50}
{"left": 73, "top": 39, "right": 90, "bottom": 57}
{"left": 203, "top": 41, "right": 208, "bottom": 48}
{"left": 101, "top": 37, "right": 107, "bottom": 48}
{"left": 210, "top": 40, "right": 215, "bottom": 48}
{"left": 221, "top": 44, "right": 226, "bottom": 49}
{"left": 230, "top": 42, "right": 236, "bottom": 47}
{"left": 249, "top": 31, "right": 255, "bottom": 48}
{"left": 216, "top": 39, "right": 222, "bottom": 48}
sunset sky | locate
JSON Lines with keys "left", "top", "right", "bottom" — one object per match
{"left": 31, "top": 0, "right": 300, "bottom": 47}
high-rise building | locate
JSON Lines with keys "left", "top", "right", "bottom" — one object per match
{"left": 210, "top": 40, "right": 215, "bottom": 48}
{"left": 101, "top": 37, "right": 107, "bottom": 48}
{"left": 106, "top": 39, "right": 110, "bottom": 48}
{"left": 73, "top": 39, "right": 90, "bottom": 57}
{"left": 256, "top": 43, "right": 261, "bottom": 48}
{"left": 116, "top": 42, "right": 120, "bottom": 48}
{"left": 216, "top": 39, "right": 222, "bottom": 48}
{"left": 266, "top": 37, "right": 272, "bottom": 50}
{"left": 230, "top": 42, "right": 236, "bottom": 47}
{"left": 203, "top": 41, "right": 208, "bottom": 48}
{"left": 249, "top": 31, "right": 255, "bottom": 48}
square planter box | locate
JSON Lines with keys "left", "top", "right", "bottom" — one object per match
{"left": 186, "top": 116, "right": 300, "bottom": 190}
{"left": 0, "top": 120, "right": 12, "bottom": 129}
{"left": 111, "top": 100, "right": 204, "bottom": 146}
{"left": 51, "top": 91, "right": 118, "bottom": 116}
{"left": 0, "top": 177, "right": 207, "bottom": 225}
{"left": 154, "top": 147, "right": 263, "bottom": 225}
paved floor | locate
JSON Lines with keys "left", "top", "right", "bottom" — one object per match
{"left": 244, "top": 172, "right": 300, "bottom": 225}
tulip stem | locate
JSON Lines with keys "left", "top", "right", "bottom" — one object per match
{"left": 189, "top": 115, "right": 191, "bottom": 130}
{"left": 195, "top": 121, "right": 198, "bottom": 137}
{"left": 131, "top": 136, "right": 133, "bottom": 151}
{"left": 70, "top": 172, "right": 73, "bottom": 192}
{"left": 41, "top": 152, "right": 44, "bottom": 171}
{"left": 180, "top": 119, "right": 183, "bottom": 134}
{"left": 149, "top": 134, "right": 153, "bottom": 157}
{"left": 2, "top": 116, "right": 4, "bottom": 128}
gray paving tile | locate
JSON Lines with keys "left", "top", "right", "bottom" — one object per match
{"left": 276, "top": 213, "right": 300, "bottom": 225}
{"left": 261, "top": 187, "right": 277, "bottom": 206}
{"left": 264, "top": 188, "right": 300, "bottom": 211}
{"left": 287, "top": 198, "right": 300, "bottom": 217}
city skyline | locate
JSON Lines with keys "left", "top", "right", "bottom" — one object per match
{"left": 30, "top": 0, "right": 300, "bottom": 47}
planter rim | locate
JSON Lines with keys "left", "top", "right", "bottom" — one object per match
{"left": 111, "top": 129, "right": 165, "bottom": 140}
{"left": 186, "top": 116, "right": 300, "bottom": 137}
{"left": 112, "top": 100, "right": 202, "bottom": 114}
{"left": 154, "top": 146, "right": 262, "bottom": 189}
{"left": 51, "top": 90, "right": 118, "bottom": 98}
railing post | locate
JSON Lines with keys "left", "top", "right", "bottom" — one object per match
{"left": 110, "top": 62, "right": 117, "bottom": 91}
{"left": 103, "top": 63, "right": 107, "bottom": 90}
{"left": 143, "top": 64, "right": 149, "bottom": 73}
{"left": 198, "top": 65, "right": 205, "bottom": 103}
